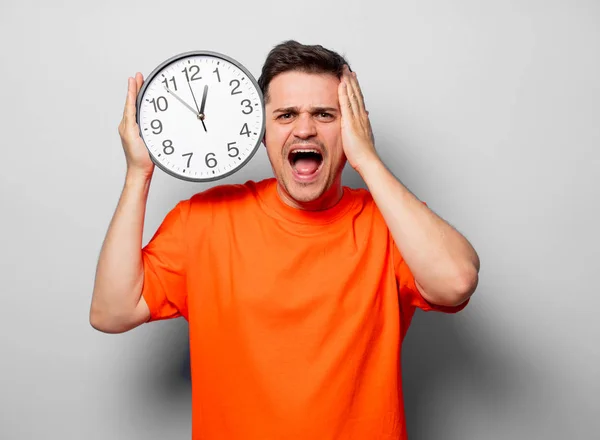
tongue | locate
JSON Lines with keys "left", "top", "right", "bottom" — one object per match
{"left": 294, "top": 157, "right": 320, "bottom": 175}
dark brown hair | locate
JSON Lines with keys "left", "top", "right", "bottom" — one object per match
{"left": 257, "top": 40, "right": 350, "bottom": 103}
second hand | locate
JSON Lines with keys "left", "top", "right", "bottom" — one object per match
{"left": 187, "top": 80, "right": 201, "bottom": 114}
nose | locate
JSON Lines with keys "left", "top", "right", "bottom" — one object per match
{"left": 292, "top": 112, "right": 317, "bottom": 139}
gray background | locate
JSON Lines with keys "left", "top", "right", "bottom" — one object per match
{"left": 1, "top": 0, "right": 598, "bottom": 439}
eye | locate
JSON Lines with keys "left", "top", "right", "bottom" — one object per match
{"left": 317, "top": 112, "right": 334, "bottom": 119}
{"left": 277, "top": 113, "right": 293, "bottom": 120}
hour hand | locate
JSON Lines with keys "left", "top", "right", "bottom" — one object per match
{"left": 199, "top": 85, "right": 208, "bottom": 118}
{"left": 163, "top": 86, "right": 200, "bottom": 117}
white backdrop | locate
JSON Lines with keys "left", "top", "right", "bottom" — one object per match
{"left": 1, "top": 0, "right": 598, "bottom": 439}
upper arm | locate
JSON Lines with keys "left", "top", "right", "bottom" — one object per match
{"left": 395, "top": 242, "right": 470, "bottom": 314}
{"left": 89, "top": 293, "right": 151, "bottom": 334}
{"left": 131, "top": 295, "right": 152, "bottom": 327}
{"left": 414, "top": 278, "right": 470, "bottom": 309}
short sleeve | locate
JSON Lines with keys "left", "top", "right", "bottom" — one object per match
{"left": 394, "top": 244, "right": 469, "bottom": 315}
{"left": 141, "top": 201, "right": 189, "bottom": 322}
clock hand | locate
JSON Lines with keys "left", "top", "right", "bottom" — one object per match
{"left": 183, "top": 80, "right": 206, "bottom": 132}
{"left": 186, "top": 78, "right": 202, "bottom": 115}
{"left": 163, "top": 86, "right": 200, "bottom": 117}
{"left": 199, "top": 85, "right": 208, "bottom": 118}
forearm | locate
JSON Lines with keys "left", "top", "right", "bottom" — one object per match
{"left": 90, "top": 171, "right": 152, "bottom": 325}
{"left": 358, "top": 156, "right": 480, "bottom": 305}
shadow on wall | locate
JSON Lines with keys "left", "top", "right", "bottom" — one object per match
{"left": 401, "top": 305, "right": 563, "bottom": 440}
{"left": 402, "top": 310, "right": 494, "bottom": 440}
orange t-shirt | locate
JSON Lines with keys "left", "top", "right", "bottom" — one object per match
{"left": 141, "top": 178, "right": 468, "bottom": 439}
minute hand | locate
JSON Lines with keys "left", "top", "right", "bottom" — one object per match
{"left": 163, "top": 86, "right": 200, "bottom": 117}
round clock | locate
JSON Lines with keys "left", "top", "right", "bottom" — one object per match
{"left": 136, "top": 50, "right": 265, "bottom": 182}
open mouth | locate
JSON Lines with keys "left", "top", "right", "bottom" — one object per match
{"left": 288, "top": 149, "right": 324, "bottom": 177}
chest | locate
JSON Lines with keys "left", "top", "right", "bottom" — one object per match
{"left": 188, "top": 215, "right": 397, "bottom": 328}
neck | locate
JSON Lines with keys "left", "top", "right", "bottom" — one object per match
{"left": 276, "top": 182, "right": 344, "bottom": 211}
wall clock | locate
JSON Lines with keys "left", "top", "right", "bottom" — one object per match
{"left": 136, "top": 51, "right": 265, "bottom": 182}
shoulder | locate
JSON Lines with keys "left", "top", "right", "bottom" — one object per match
{"left": 179, "top": 178, "right": 273, "bottom": 215}
{"left": 337, "top": 185, "right": 383, "bottom": 230}
{"left": 344, "top": 185, "right": 427, "bottom": 213}
{"left": 345, "top": 185, "right": 373, "bottom": 203}
{"left": 344, "top": 185, "right": 377, "bottom": 215}
{"left": 341, "top": 185, "right": 427, "bottom": 231}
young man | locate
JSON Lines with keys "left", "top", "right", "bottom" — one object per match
{"left": 90, "top": 40, "right": 480, "bottom": 439}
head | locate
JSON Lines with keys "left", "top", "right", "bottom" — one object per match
{"left": 258, "top": 40, "right": 349, "bottom": 210}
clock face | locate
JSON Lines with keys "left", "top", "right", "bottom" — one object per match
{"left": 136, "top": 51, "right": 265, "bottom": 182}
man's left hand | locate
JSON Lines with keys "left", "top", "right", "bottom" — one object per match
{"left": 338, "top": 65, "right": 379, "bottom": 174}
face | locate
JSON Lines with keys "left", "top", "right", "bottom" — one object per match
{"left": 263, "top": 70, "right": 346, "bottom": 210}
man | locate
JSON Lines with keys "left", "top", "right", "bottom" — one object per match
{"left": 90, "top": 40, "right": 480, "bottom": 439}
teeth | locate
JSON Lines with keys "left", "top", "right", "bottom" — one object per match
{"left": 291, "top": 149, "right": 320, "bottom": 154}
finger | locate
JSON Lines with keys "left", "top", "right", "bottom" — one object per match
{"left": 338, "top": 78, "right": 355, "bottom": 120}
{"left": 131, "top": 73, "right": 145, "bottom": 123}
{"left": 343, "top": 66, "right": 361, "bottom": 116}
{"left": 344, "top": 68, "right": 375, "bottom": 140}
{"left": 346, "top": 68, "right": 367, "bottom": 115}
{"left": 350, "top": 71, "right": 367, "bottom": 114}
{"left": 123, "top": 77, "right": 135, "bottom": 120}
{"left": 135, "top": 72, "right": 144, "bottom": 95}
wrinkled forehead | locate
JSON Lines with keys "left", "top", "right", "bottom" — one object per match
{"left": 266, "top": 71, "right": 341, "bottom": 109}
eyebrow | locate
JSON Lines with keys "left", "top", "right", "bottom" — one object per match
{"left": 272, "top": 106, "right": 338, "bottom": 114}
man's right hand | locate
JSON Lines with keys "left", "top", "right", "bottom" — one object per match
{"left": 118, "top": 72, "right": 154, "bottom": 179}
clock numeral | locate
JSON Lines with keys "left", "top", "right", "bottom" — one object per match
{"left": 241, "top": 99, "right": 253, "bottom": 114}
{"left": 182, "top": 152, "right": 193, "bottom": 168}
{"left": 161, "top": 76, "right": 177, "bottom": 91}
{"left": 205, "top": 152, "right": 217, "bottom": 168}
{"left": 240, "top": 123, "right": 250, "bottom": 137}
{"left": 163, "top": 139, "right": 174, "bottom": 155}
{"left": 230, "top": 79, "right": 242, "bottom": 95}
{"left": 213, "top": 67, "right": 221, "bottom": 83}
{"left": 149, "top": 97, "right": 168, "bottom": 112}
{"left": 150, "top": 119, "right": 162, "bottom": 134}
{"left": 227, "top": 141, "right": 239, "bottom": 157}
{"left": 182, "top": 65, "right": 201, "bottom": 82}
